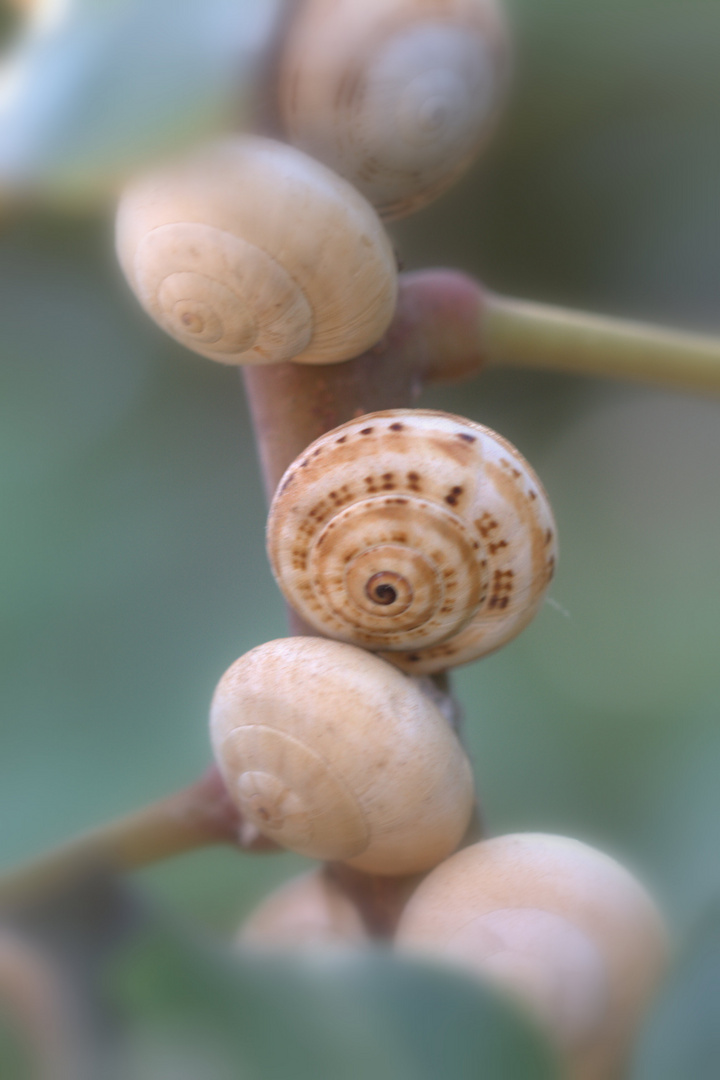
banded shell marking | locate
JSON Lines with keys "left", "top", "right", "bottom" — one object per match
{"left": 116, "top": 136, "right": 397, "bottom": 365}
{"left": 210, "top": 637, "right": 475, "bottom": 875}
{"left": 267, "top": 410, "right": 558, "bottom": 675}
{"left": 279, "top": 0, "right": 510, "bottom": 220}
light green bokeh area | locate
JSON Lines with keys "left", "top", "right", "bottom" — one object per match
{"left": 1, "top": 0, "right": 719, "bottom": 940}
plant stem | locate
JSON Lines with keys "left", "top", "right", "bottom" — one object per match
{"left": 5, "top": 267, "right": 711, "bottom": 915}
{"left": 481, "top": 292, "right": 720, "bottom": 393}
{"left": 243, "top": 270, "right": 485, "bottom": 933}
{"left": 0, "top": 272, "right": 483, "bottom": 912}
{"left": 242, "top": 269, "right": 488, "bottom": 501}
{"left": 0, "top": 767, "right": 261, "bottom": 911}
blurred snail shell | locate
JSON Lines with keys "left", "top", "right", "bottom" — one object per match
{"left": 115, "top": 135, "right": 397, "bottom": 365}
{"left": 0, "top": 930, "right": 83, "bottom": 1080}
{"left": 210, "top": 637, "right": 475, "bottom": 874}
{"left": 395, "top": 834, "right": 668, "bottom": 1080}
{"left": 267, "top": 409, "right": 557, "bottom": 675}
{"left": 278, "top": 0, "right": 510, "bottom": 219}
{"left": 238, "top": 869, "right": 368, "bottom": 949}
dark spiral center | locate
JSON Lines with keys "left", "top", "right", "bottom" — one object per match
{"left": 366, "top": 573, "right": 401, "bottom": 606}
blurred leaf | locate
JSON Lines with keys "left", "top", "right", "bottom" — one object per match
{"left": 10, "top": 875, "right": 561, "bottom": 1080}
{"left": 0, "top": 0, "right": 282, "bottom": 202}
{"left": 632, "top": 906, "right": 720, "bottom": 1079}
{"left": 111, "top": 936, "right": 562, "bottom": 1080}
{"left": 0, "top": 1015, "right": 32, "bottom": 1080}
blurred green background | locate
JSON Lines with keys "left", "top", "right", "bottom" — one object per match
{"left": 1, "top": 0, "right": 719, "bottom": 942}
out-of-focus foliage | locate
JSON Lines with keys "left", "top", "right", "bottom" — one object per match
{"left": 0, "top": 1017, "right": 30, "bottom": 1080}
{"left": 0, "top": 878, "right": 560, "bottom": 1079}
{"left": 633, "top": 908, "right": 720, "bottom": 1079}
{"left": 0, "top": 0, "right": 281, "bottom": 202}
{"left": 0, "top": 0, "right": 719, "bottom": 1028}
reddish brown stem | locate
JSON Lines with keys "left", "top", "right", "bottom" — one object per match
{"left": 0, "top": 271, "right": 487, "bottom": 918}
{"left": 242, "top": 269, "right": 487, "bottom": 502}
{"left": 243, "top": 269, "right": 486, "bottom": 934}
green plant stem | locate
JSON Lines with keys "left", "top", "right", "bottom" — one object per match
{"left": 480, "top": 292, "right": 720, "bottom": 393}
{"left": 0, "top": 767, "right": 259, "bottom": 911}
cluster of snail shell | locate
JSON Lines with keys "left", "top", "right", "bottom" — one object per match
{"left": 112, "top": 4, "right": 667, "bottom": 1077}
{"left": 207, "top": 407, "right": 665, "bottom": 1078}
{"left": 209, "top": 405, "right": 559, "bottom": 873}
{"left": 115, "top": 0, "right": 511, "bottom": 368}
{"left": 239, "top": 835, "right": 667, "bottom": 1080}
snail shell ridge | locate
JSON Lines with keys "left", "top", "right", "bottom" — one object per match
{"left": 115, "top": 136, "right": 397, "bottom": 365}
{"left": 210, "top": 637, "right": 474, "bottom": 873}
{"left": 267, "top": 410, "right": 558, "bottom": 675}
{"left": 279, "top": 0, "right": 510, "bottom": 219}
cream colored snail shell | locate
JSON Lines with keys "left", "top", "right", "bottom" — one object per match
{"left": 210, "top": 637, "right": 474, "bottom": 875}
{"left": 0, "top": 930, "right": 83, "bottom": 1080}
{"left": 115, "top": 135, "right": 397, "bottom": 365}
{"left": 238, "top": 869, "right": 368, "bottom": 950}
{"left": 395, "top": 834, "right": 668, "bottom": 1080}
{"left": 267, "top": 409, "right": 557, "bottom": 676}
{"left": 279, "top": 0, "right": 510, "bottom": 220}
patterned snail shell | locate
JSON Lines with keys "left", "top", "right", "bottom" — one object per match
{"left": 115, "top": 135, "right": 397, "bottom": 365}
{"left": 278, "top": 0, "right": 510, "bottom": 220}
{"left": 267, "top": 410, "right": 557, "bottom": 675}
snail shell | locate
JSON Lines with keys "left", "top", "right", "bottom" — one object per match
{"left": 115, "top": 136, "right": 397, "bottom": 365}
{"left": 210, "top": 637, "right": 475, "bottom": 874}
{"left": 279, "top": 0, "right": 510, "bottom": 220}
{"left": 238, "top": 869, "right": 368, "bottom": 949}
{"left": 395, "top": 834, "right": 668, "bottom": 1080}
{"left": 267, "top": 409, "right": 557, "bottom": 675}
{"left": 0, "top": 929, "right": 83, "bottom": 1080}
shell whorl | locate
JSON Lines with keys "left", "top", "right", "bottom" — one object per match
{"left": 115, "top": 136, "right": 397, "bottom": 365}
{"left": 279, "top": 0, "right": 509, "bottom": 220}
{"left": 210, "top": 637, "right": 475, "bottom": 874}
{"left": 267, "top": 410, "right": 557, "bottom": 675}
{"left": 395, "top": 834, "right": 668, "bottom": 1077}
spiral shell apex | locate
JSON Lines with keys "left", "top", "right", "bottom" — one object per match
{"left": 267, "top": 410, "right": 557, "bottom": 675}
{"left": 279, "top": 0, "right": 510, "bottom": 220}
{"left": 115, "top": 136, "right": 397, "bottom": 365}
{"left": 210, "top": 637, "right": 475, "bottom": 874}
